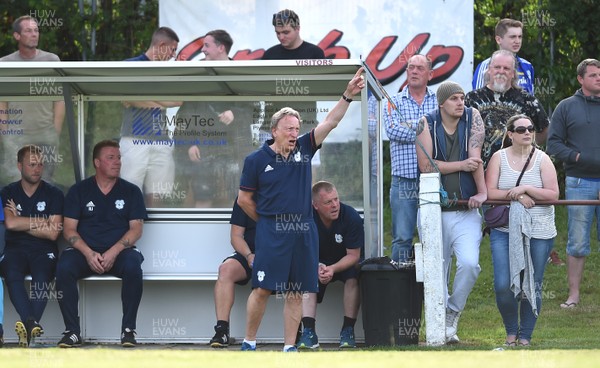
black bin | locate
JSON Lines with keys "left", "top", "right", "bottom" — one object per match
{"left": 359, "top": 257, "right": 424, "bottom": 346}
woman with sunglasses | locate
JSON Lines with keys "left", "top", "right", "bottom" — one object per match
{"left": 485, "top": 114, "right": 559, "bottom": 347}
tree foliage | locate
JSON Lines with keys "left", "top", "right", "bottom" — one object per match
{"left": 474, "top": 0, "right": 600, "bottom": 111}
{"left": 0, "top": 0, "right": 157, "bottom": 61}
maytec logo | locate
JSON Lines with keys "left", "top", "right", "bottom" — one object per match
{"left": 294, "top": 151, "right": 302, "bottom": 162}
{"left": 335, "top": 234, "right": 343, "bottom": 243}
{"left": 264, "top": 165, "right": 274, "bottom": 172}
{"left": 115, "top": 199, "right": 125, "bottom": 210}
{"left": 37, "top": 201, "right": 46, "bottom": 212}
{"left": 47, "top": 253, "right": 56, "bottom": 260}
{"left": 16, "top": 204, "right": 23, "bottom": 212}
{"left": 257, "top": 270, "right": 265, "bottom": 282}
{"left": 86, "top": 201, "right": 95, "bottom": 212}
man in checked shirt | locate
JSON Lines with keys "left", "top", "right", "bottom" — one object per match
{"left": 383, "top": 54, "right": 438, "bottom": 263}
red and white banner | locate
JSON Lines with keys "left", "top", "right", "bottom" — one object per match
{"left": 159, "top": 0, "right": 474, "bottom": 93}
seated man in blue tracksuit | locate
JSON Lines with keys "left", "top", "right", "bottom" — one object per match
{"left": 296, "top": 181, "right": 363, "bottom": 350}
{"left": 0, "top": 145, "right": 63, "bottom": 348}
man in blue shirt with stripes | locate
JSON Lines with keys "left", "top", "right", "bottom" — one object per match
{"left": 383, "top": 54, "right": 437, "bottom": 263}
{"left": 472, "top": 18, "right": 535, "bottom": 95}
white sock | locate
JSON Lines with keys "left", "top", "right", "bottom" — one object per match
{"left": 243, "top": 339, "right": 256, "bottom": 348}
{"left": 283, "top": 344, "right": 295, "bottom": 351}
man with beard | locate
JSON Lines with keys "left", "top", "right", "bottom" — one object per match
{"left": 416, "top": 81, "right": 487, "bottom": 344}
{"left": 465, "top": 50, "right": 549, "bottom": 168}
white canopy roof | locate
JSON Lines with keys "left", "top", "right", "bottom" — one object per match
{"left": 0, "top": 59, "right": 365, "bottom": 97}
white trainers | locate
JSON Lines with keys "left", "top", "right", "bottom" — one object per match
{"left": 445, "top": 308, "right": 461, "bottom": 341}
{"left": 446, "top": 334, "right": 460, "bottom": 344}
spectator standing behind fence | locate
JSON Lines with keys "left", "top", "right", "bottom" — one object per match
{"left": 465, "top": 50, "right": 549, "bottom": 168}
{"left": 55, "top": 140, "right": 147, "bottom": 348}
{"left": 0, "top": 145, "right": 63, "bottom": 348}
{"left": 472, "top": 18, "right": 535, "bottom": 95}
{"left": 0, "top": 15, "right": 65, "bottom": 185}
{"left": 262, "top": 9, "right": 325, "bottom": 60}
{"left": 260, "top": 9, "right": 325, "bottom": 147}
{"left": 175, "top": 29, "right": 253, "bottom": 208}
{"left": 119, "top": 27, "right": 182, "bottom": 208}
{"left": 485, "top": 114, "right": 558, "bottom": 346}
{"left": 382, "top": 54, "right": 437, "bottom": 263}
{"left": 237, "top": 68, "right": 364, "bottom": 352}
{"left": 416, "top": 81, "right": 487, "bottom": 344}
{"left": 546, "top": 58, "right": 600, "bottom": 309}
{"left": 296, "top": 181, "right": 363, "bottom": 350}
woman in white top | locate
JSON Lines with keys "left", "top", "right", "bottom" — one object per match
{"left": 485, "top": 114, "right": 559, "bottom": 347}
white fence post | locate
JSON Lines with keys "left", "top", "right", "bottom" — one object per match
{"left": 416, "top": 172, "right": 446, "bottom": 346}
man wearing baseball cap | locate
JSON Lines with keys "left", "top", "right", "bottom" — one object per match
{"left": 415, "top": 81, "right": 487, "bottom": 344}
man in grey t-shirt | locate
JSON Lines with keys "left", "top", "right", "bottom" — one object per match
{"left": 0, "top": 15, "right": 65, "bottom": 185}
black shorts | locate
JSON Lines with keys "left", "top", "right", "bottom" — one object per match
{"left": 223, "top": 251, "right": 252, "bottom": 286}
{"left": 316, "top": 265, "right": 359, "bottom": 303}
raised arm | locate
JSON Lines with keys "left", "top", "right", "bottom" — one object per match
{"left": 314, "top": 67, "right": 365, "bottom": 146}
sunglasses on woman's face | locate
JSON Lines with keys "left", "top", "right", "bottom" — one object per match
{"left": 511, "top": 125, "right": 535, "bottom": 134}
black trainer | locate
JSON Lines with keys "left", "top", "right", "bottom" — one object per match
{"left": 26, "top": 319, "right": 44, "bottom": 346}
{"left": 209, "top": 326, "right": 230, "bottom": 348}
{"left": 58, "top": 331, "right": 82, "bottom": 348}
{"left": 121, "top": 328, "right": 137, "bottom": 347}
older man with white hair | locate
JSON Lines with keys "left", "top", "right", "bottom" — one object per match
{"left": 465, "top": 49, "right": 549, "bottom": 168}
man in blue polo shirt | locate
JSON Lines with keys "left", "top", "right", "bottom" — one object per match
{"left": 55, "top": 140, "right": 147, "bottom": 348}
{"left": 237, "top": 68, "right": 364, "bottom": 352}
{"left": 0, "top": 145, "right": 63, "bottom": 348}
{"left": 296, "top": 181, "right": 363, "bottom": 350}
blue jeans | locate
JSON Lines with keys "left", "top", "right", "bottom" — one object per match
{"left": 490, "top": 229, "right": 554, "bottom": 341}
{"left": 565, "top": 176, "right": 600, "bottom": 257}
{"left": 390, "top": 176, "right": 418, "bottom": 262}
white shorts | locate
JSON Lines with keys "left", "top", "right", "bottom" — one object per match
{"left": 119, "top": 137, "right": 175, "bottom": 194}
